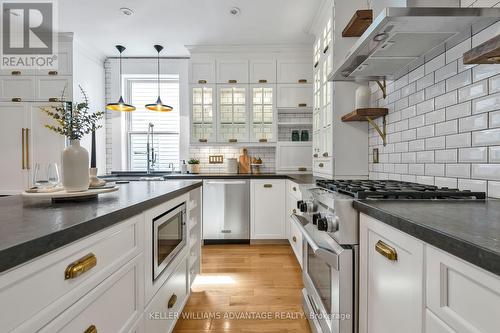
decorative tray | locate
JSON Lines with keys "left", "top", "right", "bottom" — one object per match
{"left": 21, "top": 185, "right": 118, "bottom": 202}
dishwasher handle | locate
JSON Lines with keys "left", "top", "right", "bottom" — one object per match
{"left": 204, "top": 180, "right": 247, "bottom": 185}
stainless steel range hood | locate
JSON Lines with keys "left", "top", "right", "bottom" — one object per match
{"left": 329, "top": 7, "right": 500, "bottom": 82}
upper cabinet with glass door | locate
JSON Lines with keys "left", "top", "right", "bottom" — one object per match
{"left": 250, "top": 85, "right": 276, "bottom": 143}
{"left": 191, "top": 84, "right": 216, "bottom": 143}
{"left": 217, "top": 85, "right": 249, "bottom": 143}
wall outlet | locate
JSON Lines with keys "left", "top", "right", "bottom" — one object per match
{"left": 209, "top": 155, "right": 224, "bottom": 164}
{"left": 373, "top": 148, "right": 379, "bottom": 164}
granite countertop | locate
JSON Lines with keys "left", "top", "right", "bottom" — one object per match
{"left": 0, "top": 180, "right": 202, "bottom": 274}
{"left": 354, "top": 199, "right": 500, "bottom": 276}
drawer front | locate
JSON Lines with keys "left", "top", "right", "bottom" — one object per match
{"left": 0, "top": 76, "right": 35, "bottom": 101}
{"left": 39, "top": 255, "right": 142, "bottom": 333}
{"left": 287, "top": 180, "right": 302, "bottom": 200}
{"left": 426, "top": 245, "right": 500, "bottom": 333}
{"left": 2, "top": 215, "right": 142, "bottom": 333}
{"left": 144, "top": 256, "right": 188, "bottom": 333}
{"left": 425, "top": 309, "right": 455, "bottom": 333}
{"left": 277, "top": 84, "right": 313, "bottom": 108}
{"left": 313, "top": 158, "right": 332, "bottom": 175}
{"left": 36, "top": 76, "right": 72, "bottom": 101}
{"left": 289, "top": 217, "right": 303, "bottom": 268}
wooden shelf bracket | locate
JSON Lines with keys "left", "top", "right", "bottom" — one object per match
{"left": 366, "top": 115, "right": 387, "bottom": 146}
{"left": 376, "top": 79, "right": 387, "bottom": 99}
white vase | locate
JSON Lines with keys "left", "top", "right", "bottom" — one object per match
{"left": 355, "top": 84, "right": 371, "bottom": 109}
{"left": 62, "top": 140, "right": 89, "bottom": 192}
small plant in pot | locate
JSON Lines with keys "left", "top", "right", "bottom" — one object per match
{"left": 40, "top": 86, "right": 104, "bottom": 192}
{"left": 187, "top": 159, "right": 200, "bottom": 174}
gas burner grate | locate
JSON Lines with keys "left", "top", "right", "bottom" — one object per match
{"left": 316, "top": 179, "right": 486, "bottom": 200}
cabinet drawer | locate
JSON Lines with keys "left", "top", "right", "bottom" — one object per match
{"left": 287, "top": 180, "right": 302, "bottom": 200}
{"left": 426, "top": 245, "right": 500, "bottom": 333}
{"left": 216, "top": 60, "right": 249, "bottom": 84}
{"left": 39, "top": 255, "right": 142, "bottom": 333}
{"left": 289, "top": 217, "right": 303, "bottom": 268}
{"left": 277, "top": 143, "right": 312, "bottom": 172}
{"left": 1, "top": 215, "right": 142, "bottom": 333}
{"left": 277, "top": 84, "right": 313, "bottom": 108}
{"left": 144, "top": 256, "right": 188, "bottom": 333}
{"left": 277, "top": 60, "right": 313, "bottom": 84}
{"left": 36, "top": 76, "right": 72, "bottom": 101}
{"left": 425, "top": 309, "right": 455, "bottom": 333}
{"left": 313, "top": 158, "right": 332, "bottom": 174}
{"left": 0, "top": 76, "right": 35, "bottom": 101}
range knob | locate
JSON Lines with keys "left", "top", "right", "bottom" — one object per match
{"left": 299, "top": 201, "right": 317, "bottom": 213}
{"left": 317, "top": 215, "right": 339, "bottom": 233}
{"left": 296, "top": 200, "right": 304, "bottom": 210}
{"left": 312, "top": 213, "right": 322, "bottom": 225}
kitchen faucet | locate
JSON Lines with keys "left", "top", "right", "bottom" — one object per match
{"left": 146, "top": 123, "right": 157, "bottom": 174}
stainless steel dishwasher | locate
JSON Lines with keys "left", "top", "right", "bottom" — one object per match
{"left": 202, "top": 179, "right": 250, "bottom": 244}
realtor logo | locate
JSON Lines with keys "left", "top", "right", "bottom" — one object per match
{"left": 1, "top": 1, "right": 58, "bottom": 69}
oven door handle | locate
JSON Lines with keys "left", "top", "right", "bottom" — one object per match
{"left": 291, "top": 214, "right": 339, "bottom": 270}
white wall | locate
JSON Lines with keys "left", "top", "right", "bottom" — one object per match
{"left": 104, "top": 58, "right": 189, "bottom": 173}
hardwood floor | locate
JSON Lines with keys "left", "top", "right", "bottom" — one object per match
{"left": 173, "top": 244, "right": 312, "bottom": 333}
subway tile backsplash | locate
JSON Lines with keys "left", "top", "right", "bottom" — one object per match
{"left": 368, "top": 21, "right": 500, "bottom": 198}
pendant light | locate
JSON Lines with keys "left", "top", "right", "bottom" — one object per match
{"left": 145, "top": 44, "right": 173, "bottom": 112}
{"left": 106, "top": 45, "right": 136, "bottom": 112}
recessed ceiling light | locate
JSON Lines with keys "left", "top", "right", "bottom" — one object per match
{"left": 120, "top": 7, "right": 134, "bottom": 16}
{"left": 229, "top": 7, "right": 240, "bottom": 16}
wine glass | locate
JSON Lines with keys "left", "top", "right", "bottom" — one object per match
{"left": 48, "top": 163, "right": 60, "bottom": 187}
{"left": 33, "top": 163, "right": 60, "bottom": 189}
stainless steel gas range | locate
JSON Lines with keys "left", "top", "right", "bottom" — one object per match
{"left": 293, "top": 180, "right": 486, "bottom": 333}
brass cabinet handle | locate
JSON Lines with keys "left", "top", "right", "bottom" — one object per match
{"left": 228, "top": 79, "right": 237, "bottom": 84}
{"left": 258, "top": 79, "right": 268, "bottom": 83}
{"left": 375, "top": 240, "right": 397, "bottom": 261}
{"left": 167, "top": 294, "right": 177, "bottom": 309}
{"left": 11, "top": 70, "right": 21, "bottom": 75}
{"left": 292, "top": 187, "right": 297, "bottom": 191}
{"left": 64, "top": 253, "right": 97, "bottom": 280}
{"left": 84, "top": 325, "right": 97, "bottom": 333}
{"left": 318, "top": 163, "right": 324, "bottom": 168}
{"left": 313, "top": 153, "right": 318, "bottom": 158}
{"left": 48, "top": 97, "right": 59, "bottom": 102}
{"left": 25, "top": 128, "right": 29, "bottom": 169}
{"left": 292, "top": 236, "right": 297, "bottom": 242}
{"left": 298, "top": 79, "right": 308, "bottom": 83}
{"left": 259, "top": 138, "right": 268, "bottom": 143}
{"left": 228, "top": 139, "right": 237, "bottom": 143}
{"left": 322, "top": 152, "right": 329, "bottom": 157}
{"left": 198, "top": 138, "right": 208, "bottom": 143}
{"left": 292, "top": 209, "right": 297, "bottom": 214}
{"left": 198, "top": 79, "right": 207, "bottom": 84}
{"left": 263, "top": 184, "right": 272, "bottom": 188}
{"left": 12, "top": 97, "right": 22, "bottom": 102}
{"left": 21, "top": 128, "right": 25, "bottom": 170}
{"left": 48, "top": 70, "right": 58, "bottom": 76}
{"left": 298, "top": 167, "right": 307, "bottom": 172}
{"left": 298, "top": 103, "right": 307, "bottom": 107}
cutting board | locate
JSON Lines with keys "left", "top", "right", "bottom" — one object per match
{"left": 238, "top": 148, "right": 251, "bottom": 174}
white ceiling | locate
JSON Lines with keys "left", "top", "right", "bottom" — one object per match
{"left": 58, "top": 0, "right": 322, "bottom": 57}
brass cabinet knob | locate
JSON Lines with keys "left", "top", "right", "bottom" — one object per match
{"left": 292, "top": 187, "right": 297, "bottom": 191}
{"left": 167, "top": 294, "right": 178, "bottom": 309}
{"left": 298, "top": 79, "right": 308, "bottom": 83}
{"left": 198, "top": 138, "right": 208, "bottom": 143}
{"left": 258, "top": 79, "right": 268, "bottom": 83}
{"left": 292, "top": 236, "right": 297, "bottom": 242}
{"left": 64, "top": 253, "right": 97, "bottom": 280}
{"left": 228, "top": 79, "right": 237, "bottom": 84}
{"left": 84, "top": 325, "right": 98, "bottom": 333}
{"left": 263, "top": 184, "right": 273, "bottom": 188}
{"left": 298, "top": 103, "right": 307, "bottom": 107}
{"left": 12, "top": 97, "right": 22, "bottom": 102}
{"left": 259, "top": 138, "right": 268, "bottom": 143}
{"left": 318, "top": 163, "right": 324, "bottom": 168}
{"left": 298, "top": 167, "right": 307, "bottom": 172}
{"left": 292, "top": 209, "right": 297, "bottom": 213}
{"left": 323, "top": 152, "right": 329, "bottom": 157}
{"left": 11, "top": 70, "right": 21, "bottom": 75}
{"left": 198, "top": 79, "right": 207, "bottom": 84}
{"left": 375, "top": 240, "right": 397, "bottom": 261}
{"left": 48, "top": 97, "right": 59, "bottom": 102}
{"left": 228, "top": 139, "right": 237, "bottom": 143}
{"left": 48, "top": 70, "right": 58, "bottom": 76}
{"left": 313, "top": 153, "right": 318, "bottom": 158}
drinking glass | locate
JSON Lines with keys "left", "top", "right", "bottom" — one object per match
{"left": 33, "top": 163, "right": 60, "bottom": 188}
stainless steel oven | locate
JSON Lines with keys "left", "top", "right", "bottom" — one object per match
{"left": 292, "top": 213, "right": 357, "bottom": 333}
{"left": 153, "top": 202, "right": 186, "bottom": 280}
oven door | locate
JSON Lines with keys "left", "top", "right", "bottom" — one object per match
{"left": 292, "top": 214, "right": 355, "bottom": 333}
{"left": 153, "top": 202, "right": 186, "bottom": 280}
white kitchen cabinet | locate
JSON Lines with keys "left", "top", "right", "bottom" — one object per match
{"left": 250, "top": 179, "right": 285, "bottom": 239}
{"left": 250, "top": 84, "right": 276, "bottom": 143}
{"left": 0, "top": 76, "right": 36, "bottom": 102}
{"left": 276, "top": 142, "right": 312, "bottom": 172}
{"left": 425, "top": 309, "right": 455, "bottom": 333}
{"left": 189, "top": 60, "right": 216, "bottom": 84}
{"left": 249, "top": 59, "right": 276, "bottom": 84}
{"left": 276, "top": 84, "right": 313, "bottom": 109}
{"left": 190, "top": 84, "right": 217, "bottom": 143}
{"left": 277, "top": 59, "right": 313, "bottom": 84}
{"left": 359, "top": 213, "right": 424, "bottom": 333}
{"left": 426, "top": 245, "right": 500, "bottom": 333}
{"left": 286, "top": 181, "right": 302, "bottom": 267}
{"left": 217, "top": 85, "right": 249, "bottom": 143}
{"left": 36, "top": 76, "right": 72, "bottom": 102}
{"left": 216, "top": 59, "right": 249, "bottom": 84}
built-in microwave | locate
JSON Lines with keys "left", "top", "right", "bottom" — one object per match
{"left": 153, "top": 202, "right": 187, "bottom": 280}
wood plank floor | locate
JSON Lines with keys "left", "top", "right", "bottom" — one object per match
{"left": 173, "top": 244, "right": 312, "bottom": 333}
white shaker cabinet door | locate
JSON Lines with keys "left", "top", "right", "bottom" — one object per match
{"left": 189, "top": 60, "right": 216, "bottom": 84}
{"left": 250, "top": 179, "right": 285, "bottom": 239}
{"left": 277, "top": 84, "right": 313, "bottom": 109}
{"left": 249, "top": 59, "right": 276, "bottom": 84}
{"left": 216, "top": 60, "right": 249, "bottom": 84}
{"left": 277, "top": 59, "right": 313, "bottom": 84}
{"left": 359, "top": 213, "right": 424, "bottom": 333}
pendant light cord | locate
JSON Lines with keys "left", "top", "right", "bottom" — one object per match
{"left": 157, "top": 50, "right": 160, "bottom": 98}
{"left": 119, "top": 51, "right": 122, "bottom": 97}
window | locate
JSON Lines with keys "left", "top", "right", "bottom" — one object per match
{"left": 125, "top": 76, "right": 180, "bottom": 171}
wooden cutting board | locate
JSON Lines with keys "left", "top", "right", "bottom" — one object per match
{"left": 238, "top": 148, "right": 251, "bottom": 174}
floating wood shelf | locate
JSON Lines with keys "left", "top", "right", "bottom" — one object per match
{"left": 342, "top": 10, "right": 373, "bottom": 37}
{"left": 341, "top": 108, "right": 388, "bottom": 122}
{"left": 463, "top": 34, "right": 500, "bottom": 64}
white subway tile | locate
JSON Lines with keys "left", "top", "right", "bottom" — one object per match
{"left": 402, "top": 174, "right": 417, "bottom": 183}
{"left": 490, "top": 146, "right": 500, "bottom": 163}
{"left": 401, "top": 129, "right": 417, "bottom": 141}
{"left": 435, "top": 120, "right": 458, "bottom": 136}
{"left": 425, "top": 54, "right": 445, "bottom": 74}
{"left": 401, "top": 105, "right": 416, "bottom": 119}
{"left": 395, "top": 97, "right": 409, "bottom": 111}
{"left": 446, "top": 39, "right": 471, "bottom": 63}
{"left": 446, "top": 164, "right": 470, "bottom": 178}
{"left": 458, "top": 179, "right": 487, "bottom": 192}
{"left": 408, "top": 90, "right": 425, "bottom": 106}
{"left": 409, "top": 115, "right": 425, "bottom": 129}
{"left": 446, "top": 132, "right": 471, "bottom": 148}
{"left": 426, "top": 164, "right": 445, "bottom": 177}
{"left": 435, "top": 177, "right": 458, "bottom": 189}
{"left": 488, "top": 181, "right": 500, "bottom": 199}
{"left": 426, "top": 81, "right": 446, "bottom": 99}
{"left": 426, "top": 136, "right": 446, "bottom": 150}
{"left": 417, "top": 151, "right": 435, "bottom": 163}
{"left": 395, "top": 75, "right": 409, "bottom": 90}
{"left": 459, "top": 113, "right": 488, "bottom": 132}
{"left": 394, "top": 164, "right": 408, "bottom": 174}
{"left": 472, "top": 164, "right": 500, "bottom": 180}
{"left": 416, "top": 175, "right": 435, "bottom": 185}
{"left": 473, "top": 64, "right": 500, "bottom": 82}
{"left": 472, "top": 92, "right": 500, "bottom": 114}
{"left": 435, "top": 91, "right": 457, "bottom": 109}
{"left": 490, "top": 73, "right": 500, "bottom": 94}
{"left": 409, "top": 139, "right": 425, "bottom": 152}
{"left": 401, "top": 152, "right": 417, "bottom": 163}
{"left": 417, "top": 125, "right": 435, "bottom": 139}
{"left": 472, "top": 21, "right": 500, "bottom": 47}
{"left": 409, "top": 164, "right": 425, "bottom": 175}
{"left": 472, "top": 128, "right": 500, "bottom": 146}
{"left": 417, "top": 99, "right": 435, "bottom": 115}
{"left": 459, "top": 147, "right": 488, "bottom": 163}
{"left": 389, "top": 153, "right": 401, "bottom": 163}
{"left": 401, "top": 82, "right": 417, "bottom": 98}
{"left": 394, "top": 142, "right": 409, "bottom": 153}
{"left": 435, "top": 149, "right": 457, "bottom": 163}
{"left": 457, "top": 80, "right": 488, "bottom": 103}
{"left": 417, "top": 72, "right": 435, "bottom": 91}
{"left": 446, "top": 101, "right": 471, "bottom": 120}
{"left": 409, "top": 65, "right": 425, "bottom": 83}
{"left": 394, "top": 119, "right": 409, "bottom": 132}
{"left": 446, "top": 69, "right": 472, "bottom": 91}
{"left": 425, "top": 109, "right": 446, "bottom": 125}
{"left": 435, "top": 61, "right": 458, "bottom": 82}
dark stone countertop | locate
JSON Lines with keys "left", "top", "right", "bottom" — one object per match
{"left": 0, "top": 180, "right": 202, "bottom": 274}
{"left": 353, "top": 199, "right": 500, "bottom": 276}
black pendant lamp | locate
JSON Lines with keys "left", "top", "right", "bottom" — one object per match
{"left": 145, "top": 45, "right": 173, "bottom": 112}
{"left": 106, "top": 45, "right": 136, "bottom": 112}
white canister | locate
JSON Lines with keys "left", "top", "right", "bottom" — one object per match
{"left": 227, "top": 158, "right": 238, "bottom": 174}
{"left": 61, "top": 140, "right": 90, "bottom": 192}
{"left": 355, "top": 84, "right": 371, "bottom": 109}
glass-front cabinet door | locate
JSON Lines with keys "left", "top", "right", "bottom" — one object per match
{"left": 250, "top": 85, "right": 275, "bottom": 142}
{"left": 217, "top": 85, "right": 249, "bottom": 143}
{"left": 191, "top": 84, "right": 216, "bottom": 143}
